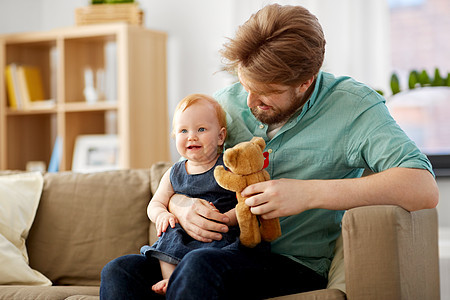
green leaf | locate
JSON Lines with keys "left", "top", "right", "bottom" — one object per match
{"left": 104, "top": 0, "right": 134, "bottom": 3}
{"left": 408, "top": 70, "right": 419, "bottom": 89}
{"left": 390, "top": 73, "right": 401, "bottom": 95}
{"left": 418, "top": 69, "right": 431, "bottom": 87}
{"left": 431, "top": 68, "right": 444, "bottom": 86}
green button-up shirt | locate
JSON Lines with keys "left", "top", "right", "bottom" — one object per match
{"left": 214, "top": 71, "right": 433, "bottom": 277}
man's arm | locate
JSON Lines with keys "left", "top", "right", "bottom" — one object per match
{"left": 243, "top": 167, "right": 439, "bottom": 220}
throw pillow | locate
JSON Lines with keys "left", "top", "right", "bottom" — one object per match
{"left": 0, "top": 172, "right": 51, "bottom": 285}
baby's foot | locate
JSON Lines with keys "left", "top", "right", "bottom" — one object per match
{"left": 152, "top": 279, "right": 169, "bottom": 295}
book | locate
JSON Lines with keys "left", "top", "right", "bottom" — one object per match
{"left": 48, "top": 136, "right": 62, "bottom": 172}
{"left": 17, "top": 65, "right": 45, "bottom": 105}
{"left": 4, "top": 63, "right": 21, "bottom": 108}
{"left": 5, "top": 64, "right": 53, "bottom": 110}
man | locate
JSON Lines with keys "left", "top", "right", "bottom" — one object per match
{"left": 100, "top": 4, "right": 438, "bottom": 299}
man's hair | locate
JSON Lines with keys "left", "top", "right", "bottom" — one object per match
{"left": 221, "top": 4, "right": 325, "bottom": 87}
{"left": 173, "top": 94, "right": 227, "bottom": 151}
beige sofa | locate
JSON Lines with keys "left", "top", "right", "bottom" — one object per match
{"left": 0, "top": 162, "right": 440, "bottom": 300}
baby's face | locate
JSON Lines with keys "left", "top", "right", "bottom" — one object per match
{"left": 174, "top": 100, "right": 225, "bottom": 163}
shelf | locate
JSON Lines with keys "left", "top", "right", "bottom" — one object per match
{"left": 5, "top": 101, "right": 118, "bottom": 115}
{"left": 6, "top": 107, "right": 57, "bottom": 115}
{"left": 0, "top": 24, "right": 169, "bottom": 171}
{"left": 63, "top": 101, "right": 118, "bottom": 112}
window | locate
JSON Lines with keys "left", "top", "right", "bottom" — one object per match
{"left": 387, "top": 0, "right": 450, "bottom": 175}
{"left": 388, "top": 0, "right": 425, "bottom": 8}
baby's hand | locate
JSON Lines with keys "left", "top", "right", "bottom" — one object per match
{"left": 155, "top": 212, "right": 178, "bottom": 237}
{"left": 208, "top": 202, "right": 219, "bottom": 212}
{"left": 224, "top": 208, "right": 238, "bottom": 226}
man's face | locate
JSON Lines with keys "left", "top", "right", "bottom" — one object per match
{"left": 238, "top": 72, "right": 307, "bottom": 125}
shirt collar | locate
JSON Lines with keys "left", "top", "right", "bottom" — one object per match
{"left": 296, "top": 70, "right": 323, "bottom": 122}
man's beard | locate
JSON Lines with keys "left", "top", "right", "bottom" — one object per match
{"left": 250, "top": 90, "right": 304, "bottom": 125}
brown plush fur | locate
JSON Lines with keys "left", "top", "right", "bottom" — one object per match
{"left": 214, "top": 137, "right": 282, "bottom": 248}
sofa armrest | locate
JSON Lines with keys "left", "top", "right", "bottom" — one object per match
{"left": 342, "top": 205, "right": 440, "bottom": 300}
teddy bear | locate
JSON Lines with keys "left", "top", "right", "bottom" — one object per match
{"left": 214, "top": 137, "right": 282, "bottom": 248}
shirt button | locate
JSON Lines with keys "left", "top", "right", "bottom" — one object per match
{"left": 259, "top": 124, "right": 264, "bottom": 129}
{"left": 267, "top": 149, "right": 273, "bottom": 154}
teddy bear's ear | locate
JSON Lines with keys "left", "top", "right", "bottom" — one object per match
{"left": 224, "top": 147, "right": 238, "bottom": 168}
{"left": 250, "top": 137, "right": 266, "bottom": 151}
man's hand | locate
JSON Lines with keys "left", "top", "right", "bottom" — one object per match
{"left": 168, "top": 194, "right": 231, "bottom": 242}
{"left": 242, "top": 179, "right": 307, "bottom": 219}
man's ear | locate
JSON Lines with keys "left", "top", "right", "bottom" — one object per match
{"left": 297, "top": 76, "right": 315, "bottom": 93}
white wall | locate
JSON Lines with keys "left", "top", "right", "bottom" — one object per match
{"left": 140, "top": 0, "right": 238, "bottom": 158}
{"left": 0, "top": 0, "right": 43, "bottom": 33}
{"left": 1, "top": 1, "right": 448, "bottom": 212}
{"left": 0, "top": 0, "right": 392, "bottom": 162}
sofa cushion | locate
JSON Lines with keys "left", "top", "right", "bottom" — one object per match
{"left": 269, "top": 288, "right": 345, "bottom": 300}
{"left": 26, "top": 169, "right": 152, "bottom": 286}
{"left": 0, "top": 285, "right": 98, "bottom": 300}
{"left": 326, "top": 234, "right": 345, "bottom": 293}
{"left": 0, "top": 172, "right": 51, "bottom": 286}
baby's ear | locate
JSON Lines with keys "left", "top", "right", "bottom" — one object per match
{"left": 218, "top": 127, "right": 226, "bottom": 145}
{"left": 251, "top": 137, "right": 266, "bottom": 151}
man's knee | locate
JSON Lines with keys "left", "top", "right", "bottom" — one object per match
{"left": 101, "top": 254, "right": 145, "bottom": 280}
{"left": 101, "top": 256, "right": 122, "bottom": 280}
{"left": 101, "top": 254, "right": 163, "bottom": 300}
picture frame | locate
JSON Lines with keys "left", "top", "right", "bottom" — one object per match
{"left": 72, "top": 134, "right": 119, "bottom": 172}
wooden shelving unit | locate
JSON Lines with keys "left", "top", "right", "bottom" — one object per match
{"left": 0, "top": 23, "right": 169, "bottom": 171}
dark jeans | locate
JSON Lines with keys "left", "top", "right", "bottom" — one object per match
{"left": 100, "top": 245, "right": 327, "bottom": 300}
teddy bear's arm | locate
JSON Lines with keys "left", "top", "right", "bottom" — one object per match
{"left": 214, "top": 166, "right": 248, "bottom": 192}
{"left": 262, "top": 169, "right": 270, "bottom": 181}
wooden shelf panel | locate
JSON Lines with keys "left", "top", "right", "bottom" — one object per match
{"left": 5, "top": 101, "right": 117, "bottom": 115}
{"left": 63, "top": 101, "right": 118, "bottom": 112}
{"left": 6, "top": 108, "right": 57, "bottom": 115}
{"left": 5, "top": 114, "right": 56, "bottom": 170}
